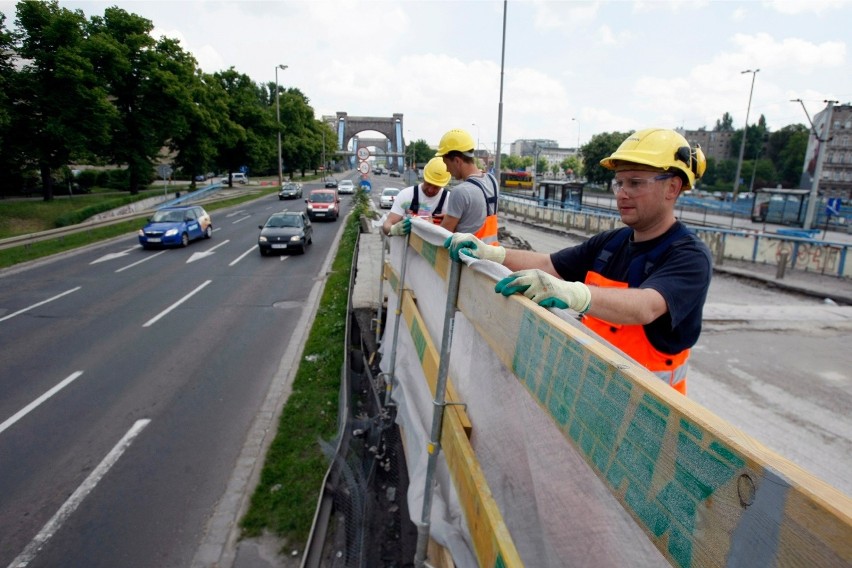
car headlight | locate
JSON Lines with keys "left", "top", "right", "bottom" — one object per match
{"left": 259, "top": 236, "right": 268, "bottom": 243}
{"left": 290, "top": 235, "right": 301, "bottom": 242}
{"left": 138, "top": 229, "right": 145, "bottom": 236}
{"left": 165, "top": 228, "right": 178, "bottom": 237}
{"left": 307, "top": 204, "right": 314, "bottom": 210}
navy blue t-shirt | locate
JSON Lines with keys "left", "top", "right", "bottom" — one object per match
{"left": 549, "top": 222, "right": 712, "bottom": 354}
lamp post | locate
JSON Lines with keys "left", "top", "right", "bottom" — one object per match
{"left": 732, "top": 69, "right": 759, "bottom": 204}
{"left": 275, "top": 64, "right": 288, "bottom": 187}
{"left": 571, "top": 117, "right": 580, "bottom": 151}
{"left": 471, "top": 122, "right": 480, "bottom": 161}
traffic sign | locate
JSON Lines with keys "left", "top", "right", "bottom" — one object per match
{"left": 357, "top": 147, "right": 370, "bottom": 160}
{"left": 157, "top": 164, "right": 173, "bottom": 178}
{"left": 358, "top": 161, "right": 371, "bottom": 174}
{"left": 826, "top": 197, "right": 842, "bottom": 216}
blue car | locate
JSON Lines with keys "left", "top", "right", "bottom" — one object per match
{"left": 138, "top": 205, "right": 213, "bottom": 249}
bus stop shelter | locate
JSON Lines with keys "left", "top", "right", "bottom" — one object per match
{"left": 536, "top": 180, "right": 584, "bottom": 209}
{"left": 751, "top": 188, "right": 810, "bottom": 226}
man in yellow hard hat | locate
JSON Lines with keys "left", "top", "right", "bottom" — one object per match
{"left": 383, "top": 157, "right": 452, "bottom": 236}
{"left": 444, "top": 128, "right": 712, "bottom": 394}
{"left": 434, "top": 128, "right": 499, "bottom": 243}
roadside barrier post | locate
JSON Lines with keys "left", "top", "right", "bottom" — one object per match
{"left": 414, "top": 257, "right": 463, "bottom": 568}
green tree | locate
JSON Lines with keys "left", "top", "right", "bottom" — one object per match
{"left": 168, "top": 70, "right": 225, "bottom": 188}
{"left": 213, "top": 68, "right": 271, "bottom": 183}
{"left": 0, "top": 12, "right": 18, "bottom": 196}
{"left": 560, "top": 156, "right": 581, "bottom": 177}
{"left": 405, "top": 139, "right": 433, "bottom": 167}
{"left": 581, "top": 131, "right": 630, "bottom": 185}
{"left": 279, "top": 88, "right": 320, "bottom": 177}
{"left": 13, "top": 0, "right": 115, "bottom": 200}
{"left": 768, "top": 124, "right": 808, "bottom": 187}
{"left": 714, "top": 112, "right": 735, "bottom": 132}
{"left": 502, "top": 155, "right": 524, "bottom": 171}
{"left": 87, "top": 7, "right": 194, "bottom": 194}
{"left": 744, "top": 158, "right": 777, "bottom": 191}
{"left": 729, "top": 114, "right": 768, "bottom": 160}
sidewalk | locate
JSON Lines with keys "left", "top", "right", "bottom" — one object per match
{"left": 713, "top": 258, "right": 852, "bottom": 306}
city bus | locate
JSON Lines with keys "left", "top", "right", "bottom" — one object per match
{"left": 500, "top": 171, "right": 534, "bottom": 189}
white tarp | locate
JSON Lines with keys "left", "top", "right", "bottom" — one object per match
{"left": 378, "top": 219, "right": 668, "bottom": 567}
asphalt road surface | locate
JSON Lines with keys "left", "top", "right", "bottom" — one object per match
{"left": 0, "top": 184, "right": 357, "bottom": 568}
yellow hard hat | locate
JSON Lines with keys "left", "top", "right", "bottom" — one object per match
{"left": 600, "top": 128, "right": 706, "bottom": 189}
{"left": 423, "top": 157, "right": 451, "bottom": 187}
{"left": 435, "top": 129, "right": 475, "bottom": 157}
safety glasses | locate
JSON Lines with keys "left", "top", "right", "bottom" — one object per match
{"left": 611, "top": 174, "right": 675, "bottom": 197}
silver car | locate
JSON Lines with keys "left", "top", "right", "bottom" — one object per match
{"left": 380, "top": 187, "right": 400, "bottom": 209}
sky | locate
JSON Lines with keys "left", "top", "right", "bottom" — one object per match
{"left": 2, "top": 0, "right": 851, "bottom": 152}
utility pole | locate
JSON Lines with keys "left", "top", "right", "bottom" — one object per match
{"left": 794, "top": 99, "right": 837, "bottom": 230}
{"left": 275, "top": 64, "right": 288, "bottom": 187}
{"left": 494, "top": 0, "right": 507, "bottom": 177}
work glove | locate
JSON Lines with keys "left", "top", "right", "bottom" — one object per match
{"left": 388, "top": 217, "right": 411, "bottom": 236}
{"left": 495, "top": 269, "right": 592, "bottom": 313}
{"left": 443, "top": 233, "right": 506, "bottom": 264}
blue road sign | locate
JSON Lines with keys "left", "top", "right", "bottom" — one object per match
{"left": 826, "top": 197, "right": 841, "bottom": 216}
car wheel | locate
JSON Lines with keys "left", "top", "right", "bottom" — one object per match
{"left": 297, "top": 245, "right": 305, "bottom": 254}
{"left": 259, "top": 247, "right": 267, "bottom": 256}
{"left": 180, "top": 233, "right": 189, "bottom": 247}
{"left": 204, "top": 225, "right": 213, "bottom": 239}
{"left": 308, "top": 235, "right": 312, "bottom": 245}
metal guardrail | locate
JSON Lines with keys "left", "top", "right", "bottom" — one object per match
{"left": 0, "top": 183, "right": 254, "bottom": 252}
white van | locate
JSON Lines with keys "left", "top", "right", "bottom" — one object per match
{"left": 220, "top": 172, "right": 248, "bottom": 184}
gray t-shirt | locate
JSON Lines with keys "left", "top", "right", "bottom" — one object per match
{"left": 445, "top": 174, "right": 498, "bottom": 233}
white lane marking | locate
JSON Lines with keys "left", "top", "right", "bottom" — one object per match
{"left": 0, "top": 372, "right": 84, "bottom": 436}
{"left": 90, "top": 247, "right": 136, "bottom": 265}
{"left": 231, "top": 216, "right": 252, "bottom": 224}
{"left": 229, "top": 246, "right": 258, "bottom": 266}
{"left": 225, "top": 210, "right": 246, "bottom": 218}
{"left": 143, "top": 280, "right": 211, "bottom": 327}
{"left": 280, "top": 255, "right": 289, "bottom": 263}
{"left": 0, "top": 287, "right": 81, "bottom": 324}
{"left": 187, "top": 239, "right": 230, "bottom": 264}
{"left": 8, "top": 419, "right": 151, "bottom": 568}
{"left": 115, "top": 250, "right": 167, "bottom": 273}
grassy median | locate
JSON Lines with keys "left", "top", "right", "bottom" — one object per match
{"left": 0, "top": 188, "right": 278, "bottom": 270}
{"left": 239, "top": 190, "right": 370, "bottom": 545}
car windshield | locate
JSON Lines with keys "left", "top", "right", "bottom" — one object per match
{"left": 382, "top": 189, "right": 400, "bottom": 197}
{"left": 311, "top": 193, "right": 334, "bottom": 203}
{"left": 339, "top": 181, "right": 353, "bottom": 187}
{"left": 152, "top": 210, "right": 185, "bottom": 223}
{"left": 282, "top": 183, "right": 297, "bottom": 190}
{"left": 267, "top": 215, "right": 301, "bottom": 228}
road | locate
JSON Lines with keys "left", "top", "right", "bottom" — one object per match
{"left": 499, "top": 217, "right": 852, "bottom": 498}
{"left": 0, "top": 184, "right": 357, "bottom": 567}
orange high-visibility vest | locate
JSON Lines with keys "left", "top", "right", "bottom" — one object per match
{"left": 582, "top": 271, "right": 689, "bottom": 394}
{"left": 465, "top": 175, "right": 499, "bottom": 245}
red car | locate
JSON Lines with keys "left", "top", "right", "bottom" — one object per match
{"left": 305, "top": 189, "right": 340, "bottom": 221}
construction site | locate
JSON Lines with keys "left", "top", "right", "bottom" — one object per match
{"left": 297, "top": 199, "right": 852, "bottom": 568}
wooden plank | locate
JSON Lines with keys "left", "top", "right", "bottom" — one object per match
{"left": 454, "top": 266, "right": 852, "bottom": 568}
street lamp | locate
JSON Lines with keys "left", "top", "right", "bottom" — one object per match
{"left": 471, "top": 122, "right": 480, "bottom": 158}
{"left": 275, "top": 64, "right": 288, "bottom": 187}
{"left": 571, "top": 117, "right": 580, "bottom": 151}
{"left": 732, "top": 69, "right": 759, "bottom": 203}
